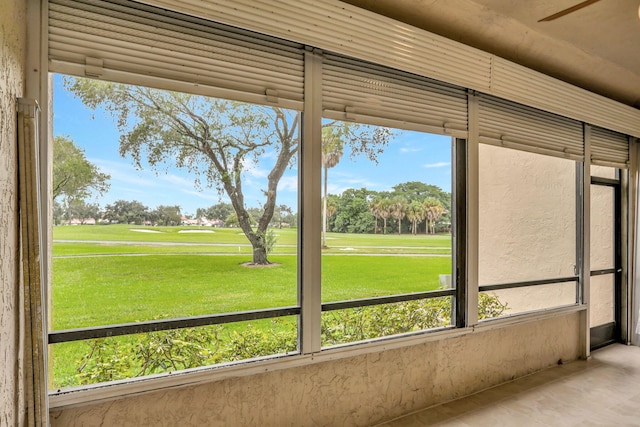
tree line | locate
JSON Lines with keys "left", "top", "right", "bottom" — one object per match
{"left": 53, "top": 199, "right": 298, "bottom": 229}
{"left": 325, "top": 181, "right": 450, "bottom": 238}
{"left": 54, "top": 179, "right": 449, "bottom": 235}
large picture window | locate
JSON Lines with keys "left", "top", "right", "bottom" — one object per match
{"left": 50, "top": 75, "right": 300, "bottom": 388}
{"left": 318, "top": 122, "right": 456, "bottom": 346}
{"left": 43, "top": 0, "right": 634, "bottom": 396}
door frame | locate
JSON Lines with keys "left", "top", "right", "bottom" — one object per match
{"left": 589, "top": 174, "right": 622, "bottom": 350}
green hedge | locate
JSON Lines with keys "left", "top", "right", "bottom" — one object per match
{"left": 73, "top": 293, "right": 507, "bottom": 386}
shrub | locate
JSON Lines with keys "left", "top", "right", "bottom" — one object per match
{"left": 75, "top": 293, "right": 507, "bottom": 386}
{"left": 265, "top": 228, "right": 278, "bottom": 255}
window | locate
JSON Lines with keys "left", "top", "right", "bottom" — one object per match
{"left": 43, "top": 0, "right": 634, "bottom": 394}
{"left": 319, "top": 122, "right": 455, "bottom": 346}
{"left": 50, "top": 75, "right": 300, "bottom": 388}
{"left": 478, "top": 145, "right": 578, "bottom": 318}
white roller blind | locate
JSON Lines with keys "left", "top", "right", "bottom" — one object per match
{"left": 478, "top": 95, "right": 584, "bottom": 161}
{"left": 590, "top": 126, "right": 629, "bottom": 169}
{"left": 48, "top": 0, "right": 305, "bottom": 109}
{"left": 322, "top": 53, "right": 468, "bottom": 137}
{"left": 136, "top": 0, "right": 640, "bottom": 138}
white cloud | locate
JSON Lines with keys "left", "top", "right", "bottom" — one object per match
{"left": 158, "top": 173, "right": 198, "bottom": 188}
{"left": 423, "top": 161, "right": 451, "bottom": 169}
{"left": 181, "top": 189, "right": 223, "bottom": 201}
{"left": 277, "top": 176, "right": 298, "bottom": 192}
{"left": 400, "top": 147, "right": 423, "bottom": 153}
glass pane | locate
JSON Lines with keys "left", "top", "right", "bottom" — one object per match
{"left": 590, "top": 185, "right": 615, "bottom": 271}
{"left": 590, "top": 274, "right": 615, "bottom": 327}
{"left": 50, "top": 317, "right": 298, "bottom": 389}
{"left": 479, "top": 145, "right": 576, "bottom": 285}
{"left": 480, "top": 282, "right": 576, "bottom": 320}
{"left": 51, "top": 74, "right": 299, "bottom": 387}
{"left": 320, "top": 120, "right": 453, "bottom": 346}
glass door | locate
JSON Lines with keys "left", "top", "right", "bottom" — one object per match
{"left": 589, "top": 172, "right": 622, "bottom": 350}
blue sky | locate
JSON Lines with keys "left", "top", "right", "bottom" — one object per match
{"left": 52, "top": 74, "right": 452, "bottom": 216}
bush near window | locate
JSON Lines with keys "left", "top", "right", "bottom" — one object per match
{"left": 73, "top": 293, "right": 507, "bottom": 386}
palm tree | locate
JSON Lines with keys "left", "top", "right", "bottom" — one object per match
{"left": 323, "top": 196, "right": 337, "bottom": 236}
{"left": 376, "top": 198, "right": 392, "bottom": 234}
{"left": 406, "top": 200, "right": 425, "bottom": 235}
{"left": 326, "top": 197, "right": 337, "bottom": 219}
{"left": 369, "top": 198, "right": 384, "bottom": 234}
{"left": 390, "top": 197, "right": 407, "bottom": 235}
{"left": 422, "top": 197, "right": 445, "bottom": 234}
{"left": 322, "top": 126, "right": 344, "bottom": 248}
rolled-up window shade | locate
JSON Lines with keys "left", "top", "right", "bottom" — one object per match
{"left": 591, "top": 126, "right": 629, "bottom": 169}
{"left": 48, "top": 0, "right": 304, "bottom": 109}
{"left": 478, "top": 94, "right": 584, "bottom": 161}
{"left": 322, "top": 53, "right": 468, "bottom": 137}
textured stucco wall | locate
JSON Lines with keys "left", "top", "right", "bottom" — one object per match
{"left": 479, "top": 145, "right": 615, "bottom": 321}
{"left": 0, "top": 0, "right": 26, "bottom": 424}
{"left": 50, "top": 313, "right": 580, "bottom": 426}
{"left": 479, "top": 144, "right": 577, "bottom": 288}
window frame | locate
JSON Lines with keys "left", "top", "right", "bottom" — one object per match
{"left": 476, "top": 144, "right": 582, "bottom": 320}
{"left": 38, "top": 0, "right": 632, "bottom": 403}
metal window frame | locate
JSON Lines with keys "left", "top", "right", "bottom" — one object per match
{"left": 49, "top": 306, "right": 301, "bottom": 344}
{"left": 479, "top": 276, "right": 578, "bottom": 293}
{"left": 322, "top": 289, "right": 456, "bottom": 312}
{"left": 476, "top": 134, "right": 582, "bottom": 323}
{"left": 47, "top": 49, "right": 468, "bottom": 356}
{"left": 588, "top": 169, "right": 624, "bottom": 349}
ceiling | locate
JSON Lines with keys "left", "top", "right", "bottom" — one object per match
{"left": 341, "top": 0, "right": 640, "bottom": 109}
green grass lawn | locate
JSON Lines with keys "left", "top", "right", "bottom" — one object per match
{"left": 52, "top": 254, "right": 450, "bottom": 329}
{"left": 50, "top": 225, "right": 452, "bottom": 388}
{"left": 53, "top": 224, "right": 451, "bottom": 251}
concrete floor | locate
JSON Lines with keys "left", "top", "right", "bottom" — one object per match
{"left": 378, "top": 344, "right": 640, "bottom": 426}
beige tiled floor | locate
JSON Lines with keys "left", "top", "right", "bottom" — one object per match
{"left": 378, "top": 344, "right": 640, "bottom": 426}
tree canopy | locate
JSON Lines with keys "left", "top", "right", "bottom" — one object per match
{"left": 103, "top": 200, "right": 150, "bottom": 225}
{"left": 321, "top": 122, "right": 393, "bottom": 247}
{"left": 66, "top": 78, "right": 298, "bottom": 264}
{"left": 66, "top": 77, "right": 395, "bottom": 262}
{"left": 326, "top": 182, "right": 451, "bottom": 235}
{"left": 53, "top": 135, "right": 110, "bottom": 202}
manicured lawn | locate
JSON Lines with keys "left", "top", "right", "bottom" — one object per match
{"left": 53, "top": 224, "right": 268, "bottom": 244}
{"left": 53, "top": 224, "right": 451, "bottom": 251}
{"left": 52, "top": 255, "right": 299, "bottom": 329}
{"left": 50, "top": 225, "right": 452, "bottom": 388}
{"left": 52, "top": 255, "right": 451, "bottom": 329}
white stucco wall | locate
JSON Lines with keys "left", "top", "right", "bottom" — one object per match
{"left": 0, "top": 0, "right": 26, "bottom": 424}
{"left": 479, "top": 144, "right": 577, "bottom": 288}
{"left": 478, "top": 145, "right": 616, "bottom": 324}
{"left": 50, "top": 313, "right": 581, "bottom": 426}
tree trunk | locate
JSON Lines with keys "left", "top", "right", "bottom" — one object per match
{"left": 252, "top": 243, "right": 268, "bottom": 264}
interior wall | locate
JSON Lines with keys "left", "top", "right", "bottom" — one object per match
{"left": 0, "top": 0, "right": 26, "bottom": 424}
{"left": 50, "top": 313, "right": 580, "bottom": 426}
